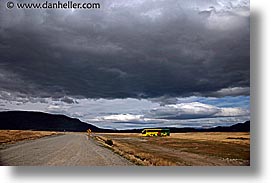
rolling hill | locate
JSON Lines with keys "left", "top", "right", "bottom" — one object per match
{"left": 0, "top": 111, "right": 250, "bottom": 132}
{"left": 0, "top": 111, "right": 106, "bottom": 132}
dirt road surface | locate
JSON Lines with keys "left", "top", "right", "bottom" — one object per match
{"left": 0, "top": 134, "right": 133, "bottom": 166}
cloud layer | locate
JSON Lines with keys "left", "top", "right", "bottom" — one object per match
{"left": 0, "top": 93, "right": 250, "bottom": 129}
{"left": 148, "top": 102, "right": 249, "bottom": 120}
{"left": 0, "top": 0, "right": 250, "bottom": 99}
{"left": 0, "top": 0, "right": 250, "bottom": 129}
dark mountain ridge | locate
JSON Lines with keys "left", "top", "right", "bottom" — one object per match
{"left": 0, "top": 111, "right": 250, "bottom": 132}
{"left": 0, "top": 111, "right": 107, "bottom": 132}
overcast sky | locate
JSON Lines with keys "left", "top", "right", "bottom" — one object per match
{"left": 0, "top": 0, "right": 250, "bottom": 129}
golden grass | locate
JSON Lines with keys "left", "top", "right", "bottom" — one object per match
{"left": 0, "top": 130, "right": 59, "bottom": 144}
{"left": 94, "top": 132, "right": 250, "bottom": 166}
{"left": 170, "top": 132, "right": 250, "bottom": 145}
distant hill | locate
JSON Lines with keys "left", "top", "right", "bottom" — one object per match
{"left": 201, "top": 121, "right": 250, "bottom": 132}
{"left": 0, "top": 111, "right": 250, "bottom": 132}
{"left": 139, "top": 121, "right": 250, "bottom": 133}
{"left": 0, "top": 111, "right": 108, "bottom": 132}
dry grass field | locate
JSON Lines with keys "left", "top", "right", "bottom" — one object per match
{"left": 0, "top": 130, "right": 59, "bottom": 144}
{"left": 0, "top": 130, "right": 250, "bottom": 166}
{"left": 96, "top": 132, "right": 250, "bottom": 166}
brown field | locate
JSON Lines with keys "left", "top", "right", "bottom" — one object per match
{"left": 0, "top": 130, "right": 60, "bottom": 144}
{"left": 0, "top": 130, "right": 250, "bottom": 166}
{"left": 95, "top": 132, "right": 250, "bottom": 166}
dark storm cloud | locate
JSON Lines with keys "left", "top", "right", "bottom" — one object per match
{"left": 0, "top": 0, "right": 250, "bottom": 99}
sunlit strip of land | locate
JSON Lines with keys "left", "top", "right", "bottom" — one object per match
{"left": 95, "top": 132, "right": 250, "bottom": 166}
{"left": 0, "top": 130, "right": 60, "bottom": 144}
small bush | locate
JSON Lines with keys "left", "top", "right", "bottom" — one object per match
{"left": 105, "top": 139, "right": 113, "bottom": 146}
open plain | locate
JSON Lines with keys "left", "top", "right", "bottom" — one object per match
{"left": 0, "top": 130, "right": 249, "bottom": 166}
{"left": 97, "top": 132, "right": 250, "bottom": 166}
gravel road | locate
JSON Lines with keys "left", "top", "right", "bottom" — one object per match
{"left": 0, "top": 134, "right": 134, "bottom": 166}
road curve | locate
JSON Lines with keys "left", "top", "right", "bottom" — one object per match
{"left": 0, "top": 134, "right": 134, "bottom": 166}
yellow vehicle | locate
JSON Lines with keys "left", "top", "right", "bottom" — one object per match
{"left": 141, "top": 129, "right": 170, "bottom": 137}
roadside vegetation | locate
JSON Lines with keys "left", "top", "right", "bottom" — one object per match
{"left": 94, "top": 132, "right": 250, "bottom": 166}
{"left": 0, "top": 130, "right": 59, "bottom": 144}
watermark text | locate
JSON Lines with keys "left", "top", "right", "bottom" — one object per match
{"left": 6, "top": 1, "right": 100, "bottom": 10}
